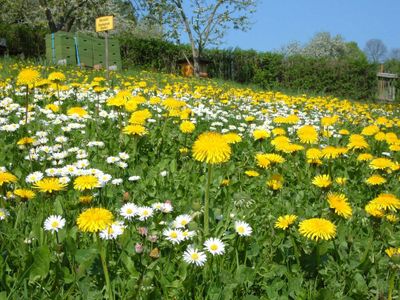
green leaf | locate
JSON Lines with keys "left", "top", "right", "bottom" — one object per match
{"left": 121, "top": 252, "right": 139, "bottom": 279}
{"left": 75, "top": 248, "right": 98, "bottom": 277}
{"left": 29, "top": 245, "right": 51, "bottom": 281}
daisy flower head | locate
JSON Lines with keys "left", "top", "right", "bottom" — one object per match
{"left": 163, "top": 228, "right": 184, "bottom": 244}
{"left": 234, "top": 220, "right": 252, "bottom": 236}
{"left": 120, "top": 203, "right": 138, "bottom": 220}
{"left": 204, "top": 238, "right": 225, "bottom": 255}
{"left": 0, "top": 208, "right": 10, "bottom": 220}
{"left": 99, "top": 221, "right": 126, "bottom": 240}
{"left": 174, "top": 214, "right": 192, "bottom": 228}
{"left": 44, "top": 215, "right": 66, "bottom": 233}
{"left": 183, "top": 247, "right": 207, "bottom": 266}
{"left": 137, "top": 206, "right": 154, "bottom": 221}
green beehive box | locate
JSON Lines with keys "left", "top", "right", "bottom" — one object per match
{"left": 45, "top": 32, "right": 75, "bottom": 64}
{"left": 74, "top": 33, "right": 95, "bottom": 67}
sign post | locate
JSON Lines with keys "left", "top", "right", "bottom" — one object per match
{"left": 96, "top": 16, "right": 114, "bottom": 79}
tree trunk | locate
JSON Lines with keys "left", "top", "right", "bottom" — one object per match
{"left": 192, "top": 48, "right": 200, "bottom": 77}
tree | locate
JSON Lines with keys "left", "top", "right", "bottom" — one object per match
{"left": 142, "top": 0, "right": 257, "bottom": 77}
{"left": 364, "top": 39, "right": 387, "bottom": 63}
{"left": 389, "top": 48, "right": 400, "bottom": 60}
{"left": 0, "top": 0, "right": 137, "bottom": 33}
{"left": 279, "top": 32, "right": 366, "bottom": 60}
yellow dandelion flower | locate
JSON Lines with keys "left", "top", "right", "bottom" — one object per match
{"left": 245, "top": 170, "right": 260, "bottom": 177}
{"left": 129, "top": 109, "right": 152, "bottom": 125}
{"left": 48, "top": 72, "right": 66, "bottom": 83}
{"left": 192, "top": 132, "right": 231, "bottom": 164}
{"left": 223, "top": 133, "right": 242, "bottom": 144}
{"left": 386, "top": 214, "right": 399, "bottom": 223}
{"left": 0, "top": 172, "right": 17, "bottom": 186}
{"left": 122, "top": 125, "right": 148, "bottom": 136}
{"left": 369, "top": 158, "right": 393, "bottom": 170}
{"left": 255, "top": 153, "right": 271, "bottom": 169}
{"left": 180, "top": 121, "right": 195, "bottom": 133}
{"left": 357, "top": 153, "right": 374, "bottom": 161}
{"left": 327, "top": 192, "right": 352, "bottom": 219}
{"left": 17, "top": 68, "right": 40, "bottom": 86}
{"left": 74, "top": 175, "right": 100, "bottom": 191}
{"left": 275, "top": 215, "right": 298, "bottom": 230}
{"left": 312, "top": 174, "right": 332, "bottom": 188}
{"left": 348, "top": 134, "right": 369, "bottom": 150}
{"left": 365, "top": 203, "right": 384, "bottom": 218}
{"left": 253, "top": 129, "right": 270, "bottom": 140}
{"left": 77, "top": 207, "right": 113, "bottom": 233}
{"left": 17, "top": 137, "right": 35, "bottom": 145}
{"left": 33, "top": 178, "right": 66, "bottom": 193}
{"left": 385, "top": 247, "right": 400, "bottom": 258}
{"left": 299, "top": 218, "right": 336, "bottom": 241}
{"left": 13, "top": 189, "right": 36, "bottom": 200}
{"left": 368, "top": 194, "right": 400, "bottom": 211}
{"left": 361, "top": 125, "right": 380, "bottom": 136}
{"left": 365, "top": 175, "right": 386, "bottom": 185}
{"left": 67, "top": 107, "right": 88, "bottom": 117}
{"left": 374, "top": 131, "right": 386, "bottom": 141}
{"left": 297, "top": 125, "right": 318, "bottom": 144}
{"left": 335, "top": 177, "right": 347, "bottom": 185}
{"left": 79, "top": 195, "right": 93, "bottom": 204}
{"left": 266, "top": 174, "right": 284, "bottom": 190}
{"left": 45, "top": 104, "right": 60, "bottom": 112}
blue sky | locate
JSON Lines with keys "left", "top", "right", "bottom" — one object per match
{"left": 222, "top": 0, "right": 399, "bottom": 52}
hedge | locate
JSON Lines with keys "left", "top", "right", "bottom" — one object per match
{"left": 0, "top": 23, "right": 396, "bottom": 101}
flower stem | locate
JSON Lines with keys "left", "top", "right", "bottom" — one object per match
{"left": 290, "top": 235, "right": 301, "bottom": 266}
{"left": 388, "top": 270, "right": 396, "bottom": 300}
{"left": 316, "top": 242, "right": 321, "bottom": 268}
{"left": 204, "top": 164, "right": 212, "bottom": 236}
{"left": 25, "top": 85, "right": 29, "bottom": 125}
{"left": 97, "top": 237, "right": 113, "bottom": 300}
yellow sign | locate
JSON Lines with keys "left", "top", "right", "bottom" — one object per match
{"left": 96, "top": 16, "right": 114, "bottom": 32}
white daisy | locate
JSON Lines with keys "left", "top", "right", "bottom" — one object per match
{"left": 26, "top": 171, "right": 44, "bottom": 183}
{"left": 99, "top": 221, "right": 126, "bottom": 240}
{"left": 120, "top": 203, "right": 138, "bottom": 220}
{"left": 182, "top": 229, "right": 196, "bottom": 240}
{"left": 161, "top": 202, "right": 173, "bottom": 213}
{"left": 163, "top": 228, "right": 184, "bottom": 244}
{"left": 234, "top": 220, "right": 252, "bottom": 236}
{"left": 183, "top": 247, "right": 207, "bottom": 266}
{"left": 119, "top": 152, "right": 129, "bottom": 160}
{"left": 43, "top": 215, "right": 66, "bottom": 233}
{"left": 204, "top": 238, "right": 225, "bottom": 255}
{"left": 128, "top": 175, "right": 141, "bottom": 181}
{"left": 174, "top": 214, "right": 192, "bottom": 228}
{"left": 137, "top": 206, "right": 154, "bottom": 221}
{"left": 0, "top": 208, "right": 10, "bottom": 220}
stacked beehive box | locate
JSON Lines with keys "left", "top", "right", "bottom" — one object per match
{"left": 45, "top": 31, "right": 122, "bottom": 70}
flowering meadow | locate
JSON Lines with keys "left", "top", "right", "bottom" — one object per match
{"left": 0, "top": 61, "right": 400, "bottom": 299}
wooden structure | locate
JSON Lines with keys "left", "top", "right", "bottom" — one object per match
{"left": 177, "top": 58, "right": 210, "bottom": 78}
{"left": 377, "top": 68, "right": 398, "bottom": 101}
